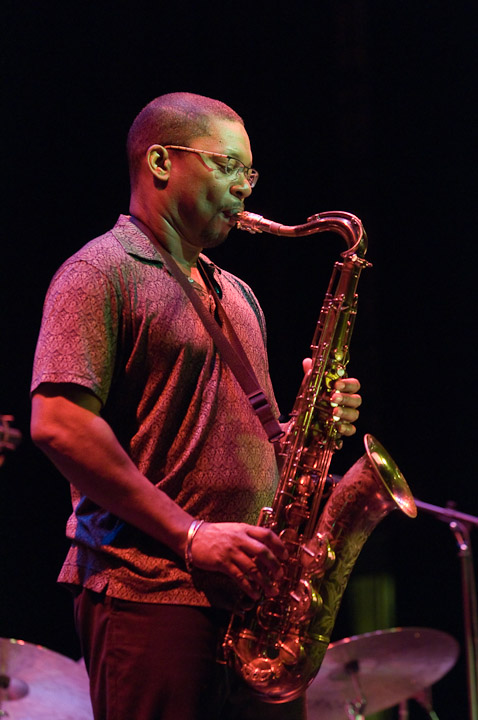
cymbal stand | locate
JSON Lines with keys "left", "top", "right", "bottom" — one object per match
{"left": 398, "top": 701, "right": 439, "bottom": 719}
{"left": 398, "top": 688, "right": 440, "bottom": 719}
{"left": 344, "top": 660, "right": 367, "bottom": 719}
{"left": 415, "top": 499, "right": 478, "bottom": 720}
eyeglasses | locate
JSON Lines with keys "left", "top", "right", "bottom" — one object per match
{"left": 163, "top": 145, "right": 259, "bottom": 188}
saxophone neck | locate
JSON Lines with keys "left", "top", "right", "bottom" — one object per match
{"left": 235, "top": 211, "right": 368, "bottom": 258}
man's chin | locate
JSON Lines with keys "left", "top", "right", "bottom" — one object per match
{"left": 200, "top": 225, "right": 232, "bottom": 249}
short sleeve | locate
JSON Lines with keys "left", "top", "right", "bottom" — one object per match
{"left": 31, "top": 260, "right": 120, "bottom": 405}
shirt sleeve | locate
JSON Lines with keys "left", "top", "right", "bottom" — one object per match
{"left": 31, "top": 259, "right": 120, "bottom": 406}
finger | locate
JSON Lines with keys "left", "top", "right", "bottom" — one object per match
{"left": 331, "top": 404, "right": 359, "bottom": 437}
{"left": 334, "top": 377, "right": 361, "bottom": 393}
{"left": 244, "top": 527, "right": 289, "bottom": 564}
{"left": 234, "top": 563, "right": 264, "bottom": 600}
{"left": 235, "top": 570, "right": 262, "bottom": 601}
{"left": 237, "top": 529, "right": 289, "bottom": 591}
{"left": 235, "top": 560, "right": 280, "bottom": 599}
{"left": 330, "top": 391, "right": 362, "bottom": 409}
{"left": 331, "top": 405, "right": 360, "bottom": 424}
{"left": 330, "top": 402, "right": 360, "bottom": 440}
{"left": 336, "top": 420, "right": 357, "bottom": 437}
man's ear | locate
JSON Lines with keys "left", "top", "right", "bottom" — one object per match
{"left": 146, "top": 145, "right": 171, "bottom": 181}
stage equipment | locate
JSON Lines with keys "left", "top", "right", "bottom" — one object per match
{"left": 415, "top": 499, "right": 478, "bottom": 720}
{"left": 0, "top": 416, "right": 21, "bottom": 467}
{"left": 0, "top": 638, "right": 93, "bottom": 719}
{"left": 223, "top": 211, "right": 417, "bottom": 702}
{"left": 306, "top": 627, "right": 459, "bottom": 719}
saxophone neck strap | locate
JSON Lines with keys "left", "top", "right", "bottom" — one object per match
{"left": 129, "top": 215, "right": 284, "bottom": 444}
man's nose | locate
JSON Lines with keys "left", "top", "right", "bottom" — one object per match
{"left": 230, "top": 175, "right": 252, "bottom": 200}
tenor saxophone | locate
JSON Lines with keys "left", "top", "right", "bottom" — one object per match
{"left": 223, "top": 211, "right": 417, "bottom": 703}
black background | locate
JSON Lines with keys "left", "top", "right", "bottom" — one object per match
{"left": 1, "top": 1, "right": 477, "bottom": 717}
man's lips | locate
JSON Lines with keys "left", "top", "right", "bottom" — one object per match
{"left": 222, "top": 207, "right": 244, "bottom": 224}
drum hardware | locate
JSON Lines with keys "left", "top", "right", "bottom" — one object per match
{"left": 398, "top": 688, "right": 439, "bottom": 719}
{"left": 306, "top": 626, "right": 459, "bottom": 719}
{"left": 414, "top": 498, "right": 478, "bottom": 720}
{"left": 0, "top": 637, "right": 93, "bottom": 719}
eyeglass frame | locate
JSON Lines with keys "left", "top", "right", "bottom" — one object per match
{"left": 162, "top": 144, "right": 259, "bottom": 188}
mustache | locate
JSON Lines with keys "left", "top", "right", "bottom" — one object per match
{"left": 223, "top": 205, "right": 244, "bottom": 217}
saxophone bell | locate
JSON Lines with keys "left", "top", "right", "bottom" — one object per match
{"left": 363, "top": 434, "right": 417, "bottom": 518}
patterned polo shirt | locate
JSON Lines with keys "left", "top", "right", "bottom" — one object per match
{"left": 31, "top": 215, "right": 280, "bottom": 607}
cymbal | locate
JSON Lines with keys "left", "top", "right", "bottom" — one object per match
{"left": 0, "top": 637, "right": 93, "bottom": 719}
{"left": 307, "top": 627, "right": 459, "bottom": 719}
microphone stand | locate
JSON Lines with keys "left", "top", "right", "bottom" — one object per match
{"left": 415, "top": 498, "right": 478, "bottom": 720}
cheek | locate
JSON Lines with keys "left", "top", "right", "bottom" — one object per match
{"left": 180, "top": 176, "right": 230, "bottom": 217}
{"left": 200, "top": 182, "right": 229, "bottom": 210}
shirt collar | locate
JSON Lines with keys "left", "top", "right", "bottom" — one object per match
{"left": 111, "top": 214, "right": 220, "bottom": 277}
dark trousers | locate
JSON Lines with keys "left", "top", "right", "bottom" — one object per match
{"left": 74, "top": 589, "right": 306, "bottom": 720}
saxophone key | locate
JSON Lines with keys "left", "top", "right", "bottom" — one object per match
{"left": 285, "top": 501, "right": 310, "bottom": 527}
{"left": 288, "top": 579, "right": 321, "bottom": 621}
{"left": 256, "top": 597, "right": 286, "bottom": 631}
{"left": 278, "top": 527, "right": 300, "bottom": 549}
{"left": 300, "top": 532, "right": 336, "bottom": 575}
{"left": 279, "top": 635, "right": 305, "bottom": 666}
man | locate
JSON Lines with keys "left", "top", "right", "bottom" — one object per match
{"left": 31, "top": 93, "right": 362, "bottom": 720}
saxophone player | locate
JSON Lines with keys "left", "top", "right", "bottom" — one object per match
{"left": 31, "top": 92, "right": 361, "bottom": 720}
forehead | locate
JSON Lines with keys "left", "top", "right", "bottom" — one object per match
{"left": 193, "top": 118, "right": 252, "bottom": 162}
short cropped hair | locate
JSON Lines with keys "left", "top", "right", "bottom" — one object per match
{"left": 126, "top": 92, "right": 244, "bottom": 185}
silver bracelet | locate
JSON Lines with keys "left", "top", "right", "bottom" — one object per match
{"left": 185, "top": 519, "right": 204, "bottom": 572}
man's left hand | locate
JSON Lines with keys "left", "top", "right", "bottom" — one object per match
{"left": 330, "top": 377, "right": 361, "bottom": 436}
{"left": 302, "top": 358, "right": 361, "bottom": 437}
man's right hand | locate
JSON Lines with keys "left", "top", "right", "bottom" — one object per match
{"left": 189, "top": 522, "right": 288, "bottom": 600}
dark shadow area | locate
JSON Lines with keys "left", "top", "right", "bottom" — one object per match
{"left": 2, "top": 2, "right": 476, "bottom": 716}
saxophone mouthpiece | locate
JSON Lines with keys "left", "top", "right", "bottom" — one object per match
{"left": 235, "top": 211, "right": 265, "bottom": 233}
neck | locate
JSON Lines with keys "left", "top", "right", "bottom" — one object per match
{"left": 129, "top": 211, "right": 207, "bottom": 289}
{"left": 129, "top": 199, "right": 202, "bottom": 268}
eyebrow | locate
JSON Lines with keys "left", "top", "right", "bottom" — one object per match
{"left": 224, "top": 150, "right": 253, "bottom": 165}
